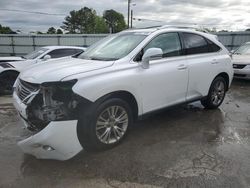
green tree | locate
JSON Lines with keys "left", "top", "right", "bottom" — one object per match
{"left": 103, "top": 9, "right": 126, "bottom": 33}
{"left": 0, "top": 24, "right": 15, "bottom": 34}
{"left": 94, "top": 16, "right": 109, "bottom": 33}
{"left": 47, "top": 27, "right": 56, "bottom": 34}
{"left": 56, "top": 28, "right": 63, "bottom": 34}
{"left": 61, "top": 7, "right": 96, "bottom": 34}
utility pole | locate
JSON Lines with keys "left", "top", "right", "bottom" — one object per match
{"left": 131, "top": 9, "right": 133, "bottom": 28}
{"left": 127, "top": 0, "right": 131, "bottom": 28}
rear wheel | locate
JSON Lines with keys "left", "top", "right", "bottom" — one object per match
{"left": 0, "top": 71, "right": 19, "bottom": 95}
{"left": 77, "top": 98, "right": 133, "bottom": 151}
{"left": 201, "top": 76, "right": 227, "bottom": 109}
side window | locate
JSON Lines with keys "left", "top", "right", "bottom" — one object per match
{"left": 144, "top": 33, "right": 182, "bottom": 58}
{"left": 207, "top": 39, "right": 221, "bottom": 52}
{"left": 47, "top": 49, "right": 80, "bottom": 58}
{"left": 183, "top": 33, "right": 209, "bottom": 55}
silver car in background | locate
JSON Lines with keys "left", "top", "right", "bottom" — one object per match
{"left": 232, "top": 42, "right": 250, "bottom": 79}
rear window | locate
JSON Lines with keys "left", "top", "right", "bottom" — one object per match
{"left": 183, "top": 33, "right": 209, "bottom": 55}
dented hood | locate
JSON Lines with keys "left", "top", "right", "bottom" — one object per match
{"left": 19, "top": 57, "right": 114, "bottom": 84}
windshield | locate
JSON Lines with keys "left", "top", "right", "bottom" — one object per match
{"left": 79, "top": 33, "right": 147, "bottom": 61}
{"left": 234, "top": 43, "right": 250, "bottom": 55}
{"left": 23, "top": 48, "right": 49, "bottom": 59}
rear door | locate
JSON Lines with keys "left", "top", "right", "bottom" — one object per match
{"left": 181, "top": 32, "right": 222, "bottom": 100}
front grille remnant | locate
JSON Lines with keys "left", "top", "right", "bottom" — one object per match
{"left": 233, "top": 64, "right": 246, "bottom": 69}
{"left": 16, "top": 79, "right": 40, "bottom": 104}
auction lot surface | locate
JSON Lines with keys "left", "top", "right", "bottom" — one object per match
{"left": 0, "top": 79, "right": 250, "bottom": 188}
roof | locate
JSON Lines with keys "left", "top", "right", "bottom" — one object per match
{"left": 41, "top": 46, "right": 86, "bottom": 50}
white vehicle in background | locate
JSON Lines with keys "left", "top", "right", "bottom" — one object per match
{"left": 232, "top": 42, "right": 250, "bottom": 79}
{"left": 13, "top": 26, "right": 233, "bottom": 160}
{"left": 0, "top": 46, "right": 86, "bottom": 94}
{"left": 0, "top": 56, "right": 23, "bottom": 63}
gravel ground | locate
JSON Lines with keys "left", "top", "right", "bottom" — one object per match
{"left": 0, "top": 79, "right": 250, "bottom": 188}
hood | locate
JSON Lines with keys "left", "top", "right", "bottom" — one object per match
{"left": 19, "top": 57, "right": 114, "bottom": 84}
{"left": 0, "top": 56, "right": 24, "bottom": 61}
{"left": 9, "top": 59, "right": 35, "bottom": 71}
{"left": 232, "top": 54, "right": 250, "bottom": 65}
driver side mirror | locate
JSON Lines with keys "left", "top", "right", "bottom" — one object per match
{"left": 43, "top": 55, "right": 51, "bottom": 61}
{"left": 141, "top": 48, "right": 163, "bottom": 69}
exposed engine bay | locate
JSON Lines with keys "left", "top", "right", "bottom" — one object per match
{"left": 16, "top": 79, "right": 86, "bottom": 131}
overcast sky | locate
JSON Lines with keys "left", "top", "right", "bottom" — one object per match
{"left": 0, "top": 0, "right": 250, "bottom": 33}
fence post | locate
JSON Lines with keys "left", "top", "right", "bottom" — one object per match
{"left": 10, "top": 35, "right": 15, "bottom": 56}
{"left": 32, "top": 36, "right": 36, "bottom": 51}
{"left": 57, "top": 35, "right": 61, "bottom": 45}
{"left": 231, "top": 34, "right": 236, "bottom": 51}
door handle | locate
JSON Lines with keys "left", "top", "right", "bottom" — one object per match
{"left": 177, "top": 64, "right": 187, "bottom": 70}
{"left": 211, "top": 59, "right": 218, "bottom": 64}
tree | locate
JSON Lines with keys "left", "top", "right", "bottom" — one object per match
{"left": 0, "top": 24, "right": 16, "bottom": 34}
{"left": 94, "top": 16, "right": 109, "bottom": 33}
{"left": 61, "top": 7, "right": 97, "bottom": 34}
{"left": 56, "top": 29, "right": 63, "bottom": 34}
{"left": 103, "top": 9, "right": 126, "bottom": 33}
{"left": 245, "top": 28, "right": 250, "bottom": 32}
{"left": 47, "top": 27, "right": 56, "bottom": 34}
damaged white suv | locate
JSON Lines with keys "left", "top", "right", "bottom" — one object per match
{"left": 13, "top": 26, "right": 233, "bottom": 160}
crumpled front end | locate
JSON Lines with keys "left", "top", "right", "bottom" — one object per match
{"left": 13, "top": 79, "right": 85, "bottom": 160}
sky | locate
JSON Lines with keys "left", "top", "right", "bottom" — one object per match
{"left": 0, "top": 0, "right": 250, "bottom": 33}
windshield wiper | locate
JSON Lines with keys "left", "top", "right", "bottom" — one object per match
{"left": 89, "top": 57, "right": 118, "bottom": 61}
{"left": 21, "top": 56, "right": 27, "bottom": 59}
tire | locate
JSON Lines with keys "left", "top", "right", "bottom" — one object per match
{"left": 0, "top": 71, "right": 19, "bottom": 95}
{"left": 201, "top": 76, "right": 227, "bottom": 109}
{"left": 77, "top": 98, "right": 133, "bottom": 151}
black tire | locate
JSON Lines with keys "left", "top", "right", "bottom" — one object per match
{"left": 0, "top": 71, "right": 19, "bottom": 95}
{"left": 201, "top": 76, "right": 227, "bottom": 109}
{"left": 77, "top": 98, "right": 133, "bottom": 151}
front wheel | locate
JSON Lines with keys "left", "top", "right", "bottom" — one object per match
{"left": 77, "top": 98, "right": 133, "bottom": 151}
{"left": 201, "top": 76, "right": 227, "bottom": 109}
{"left": 0, "top": 71, "right": 19, "bottom": 95}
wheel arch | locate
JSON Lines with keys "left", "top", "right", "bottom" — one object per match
{"left": 0, "top": 69, "right": 20, "bottom": 77}
{"left": 94, "top": 90, "right": 139, "bottom": 120}
{"left": 215, "top": 72, "right": 230, "bottom": 91}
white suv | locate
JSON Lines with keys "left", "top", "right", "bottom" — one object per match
{"left": 13, "top": 26, "right": 233, "bottom": 160}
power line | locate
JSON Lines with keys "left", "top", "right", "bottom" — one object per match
{"left": 0, "top": 8, "right": 65, "bottom": 16}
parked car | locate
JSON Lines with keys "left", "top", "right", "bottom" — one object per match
{"left": 0, "top": 46, "right": 86, "bottom": 94}
{"left": 13, "top": 26, "right": 233, "bottom": 160}
{"left": 0, "top": 56, "right": 24, "bottom": 63}
{"left": 232, "top": 42, "right": 250, "bottom": 79}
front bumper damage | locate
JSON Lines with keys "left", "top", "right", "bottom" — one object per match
{"left": 18, "top": 120, "right": 82, "bottom": 161}
{"left": 13, "top": 80, "right": 84, "bottom": 160}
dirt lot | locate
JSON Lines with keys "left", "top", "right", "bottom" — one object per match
{"left": 0, "top": 79, "right": 250, "bottom": 188}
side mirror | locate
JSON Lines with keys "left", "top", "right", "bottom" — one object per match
{"left": 43, "top": 55, "right": 51, "bottom": 61}
{"left": 141, "top": 48, "right": 163, "bottom": 69}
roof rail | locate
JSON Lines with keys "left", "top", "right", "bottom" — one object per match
{"left": 158, "top": 25, "right": 209, "bottom": 33}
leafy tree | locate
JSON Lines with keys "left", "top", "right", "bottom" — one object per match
{"left": 56, "top": 29, "right": 63, "bottom": 34}
{"left": 61, "top": 7, "right": 96, "bottom": 34}
{"left": 47, "top": 27, "right": 56, "bottom": 34}
{"left": 94, "top": 16, "right": 109, "bottom": 33}
{"left": 103, "top": 9, "right": 126, "bottom": 33}
{"left": 37, "top": 31, "right": 44, "bottom": 34}
{"left": 0, "top": 24, "right": 16, "bottom": 34}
